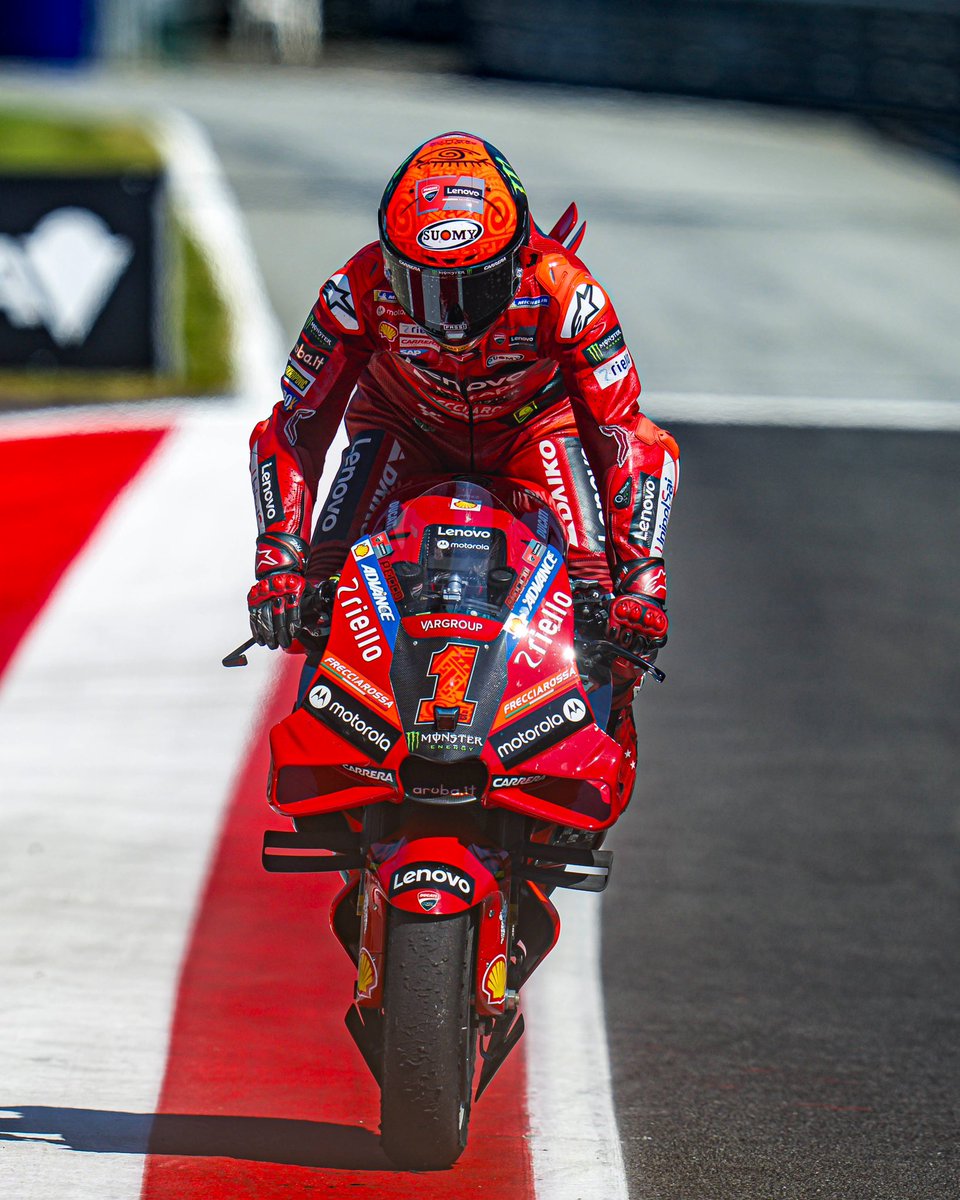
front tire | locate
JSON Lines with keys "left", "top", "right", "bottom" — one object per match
{"left": 380, "top": 908, "right": 477, "bottom": 1170}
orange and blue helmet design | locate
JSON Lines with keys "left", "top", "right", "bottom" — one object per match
{"left": 378, "top": 132, "right": 530, "bottom": 345}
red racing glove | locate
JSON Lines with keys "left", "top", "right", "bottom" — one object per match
{"left": 247, "top": 531, "right": 310, "bottom": 650}
{"left": 607, "top": 593, "right": 669, "bottom": 654}
{"left": 609, "top": 558, "right": 669, "bottom": 646}
{"left": 607, "top": 558, "right": 670, "bottom": 706}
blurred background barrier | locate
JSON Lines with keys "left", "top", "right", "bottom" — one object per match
{"left": 462, "top": 0, "right": 960, "bottom": 121}
{"left": 2, "top": 1, "right": 958, "bottom": 123}
{"left": 3, "top": 1, "right": 957, "bottom": 148}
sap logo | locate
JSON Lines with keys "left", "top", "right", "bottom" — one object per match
{"left": 0, "top": 208, "right": 132, "bottom": 346}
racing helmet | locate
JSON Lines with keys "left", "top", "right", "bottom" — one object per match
{"left": 378, "top": 132, "right": 530, "bottom": 346}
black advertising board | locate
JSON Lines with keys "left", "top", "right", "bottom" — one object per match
{"left": 0, "top": 174, "right": 163, "bottom": 369}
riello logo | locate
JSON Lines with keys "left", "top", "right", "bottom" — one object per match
{"left": 416, "top": 218, "right": 483, "bottom": 250}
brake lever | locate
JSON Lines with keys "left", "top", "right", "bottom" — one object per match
{"left": 222, "top": 586, "right": 327, "bottom": 669}
{"left": 222, "top": 637, "right": 256, "bottom": 668}
{"left": 593, "top": 638, "right": 666, "bottom": 683}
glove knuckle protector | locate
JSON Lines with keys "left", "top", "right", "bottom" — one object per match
{"left": 248, "top": 532, "right": 310, "bottom": 649}
{"left": 609, "top": 557, "right": 669, "bottom": 651}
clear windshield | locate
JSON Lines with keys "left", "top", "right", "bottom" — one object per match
{"left": 382, "top": 481, "right": 516, "bottom": 619}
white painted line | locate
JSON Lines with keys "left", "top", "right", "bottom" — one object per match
{"left": 525, "top": 893, "right": 630, "bottom": 1200}
{"left": 644, "top": 391, "right": 960, "bottom": 431}
{"left": 0, "top": 408, "right": 351, "bottom": 1200}
{"left": 153, "top": 108, "right": 285, "bottom": 407}
{"left": 0, "top": 418, "right": 280, "bottom": 1200}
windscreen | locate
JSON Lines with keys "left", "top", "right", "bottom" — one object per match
{"left": 379, "top": 481, "right": 517, "bottom": 620}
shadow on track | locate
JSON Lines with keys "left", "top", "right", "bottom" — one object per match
{"left": 0, "top": 1106, "right": 392, "bottom": 1170}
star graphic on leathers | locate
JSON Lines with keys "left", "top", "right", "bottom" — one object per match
{"left": 324, "top": 277, "right": 356, "bottom": 319}
{"left": 573, "top": 287, "right": 600, "bottom": 336}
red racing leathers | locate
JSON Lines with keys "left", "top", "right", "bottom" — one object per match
{"left": 249, "top": 226, "right": 680, "bottom": 704}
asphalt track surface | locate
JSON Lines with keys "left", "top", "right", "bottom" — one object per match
{"left": 607, "top": 424, "right": 960, "bottom": 1198}
{"left": 2, "top": 61, "right": 959, "bottom": 1199}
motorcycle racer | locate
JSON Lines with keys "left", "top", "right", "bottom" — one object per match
{"left": 248, "top": 131, "right": 679, "bottom": 723}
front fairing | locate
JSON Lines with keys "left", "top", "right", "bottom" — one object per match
{"left": 268, "top": 482, "right": 626, "bottom": 829}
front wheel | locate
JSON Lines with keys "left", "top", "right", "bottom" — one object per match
{"left": 380, "top": 908, "right": 477, "bottom": 1170}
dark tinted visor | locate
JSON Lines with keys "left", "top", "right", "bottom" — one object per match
{"left": 382, "top": 247, "right": 521, "bottom": 344}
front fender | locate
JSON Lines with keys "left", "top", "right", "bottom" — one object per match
{"left": 376, "top": 836, "right": 504, "bottom": 915}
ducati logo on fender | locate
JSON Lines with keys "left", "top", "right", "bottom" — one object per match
{"left": 389, "top": 861, "right": 475, "bottom": 903}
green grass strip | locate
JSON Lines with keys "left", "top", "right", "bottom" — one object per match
{"left": 0, "top": 105, "right": 162, "bottom": 173}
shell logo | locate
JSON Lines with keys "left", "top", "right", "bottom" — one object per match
{"left": 357, "top": 948, "right": 378, "bottom": 1000}
{"left": 379, "top": 321, "right": 398, "bottom": 341}
{"left": 482, "top": 955, "right": 507, "bottom": 1003}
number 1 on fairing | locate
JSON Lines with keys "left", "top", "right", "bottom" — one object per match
{"left": 417, "top": 642, "right": 480, "bottom": 724}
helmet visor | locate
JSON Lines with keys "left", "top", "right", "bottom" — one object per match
{"left": 383, "top": 246, "right": 521, "bottom": 345}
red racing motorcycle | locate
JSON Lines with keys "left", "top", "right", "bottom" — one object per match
{"left": 224, "top": 478, "right": 662, "bottom": 1170}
